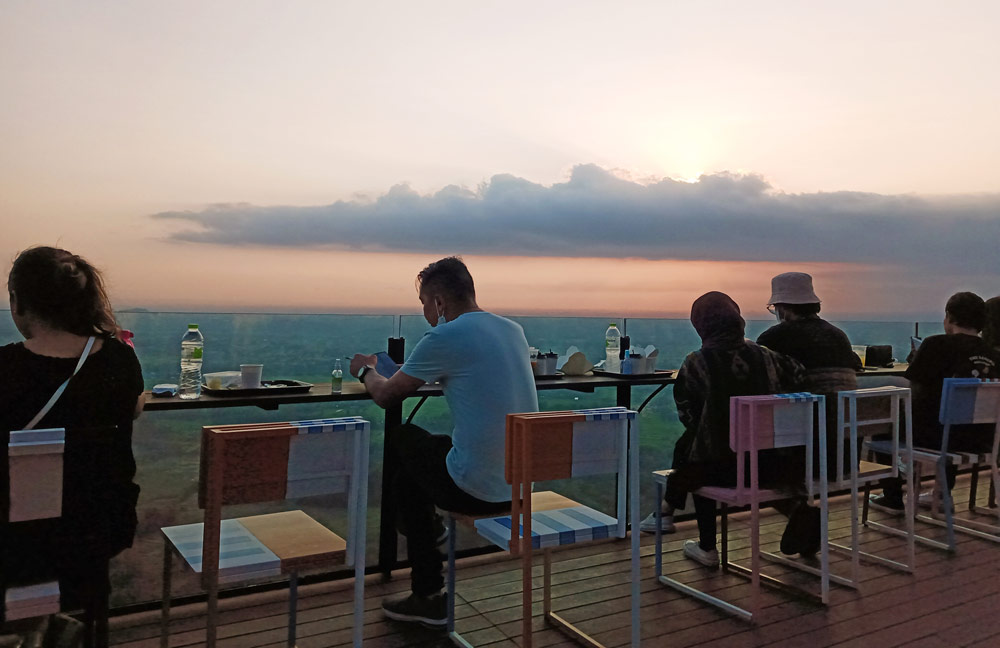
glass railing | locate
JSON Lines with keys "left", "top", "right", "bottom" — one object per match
{"left": 0, "top": 310, "right": 934, "bottom": 608}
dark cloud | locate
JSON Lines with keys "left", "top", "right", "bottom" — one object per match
{"left": 151, "top": 164, "right": 1000, "bottom": 272}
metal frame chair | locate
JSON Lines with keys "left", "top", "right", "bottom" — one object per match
{"left": 159, "top": 417, "right": 369, "bottom": 648}
{"left": 826, "top": 386, "right": 916, "bottom": 584}
{"left": 3, "top": 426, "right": 120, "bottom": 648}
{"left": 654, "top": 393, "right": 829, "bottom": 623}
{"left": 446, "top": 407, "right": 640, "bottom": 648}
{"left": 867, "top": 378, "right": 1000, "bottom": 552}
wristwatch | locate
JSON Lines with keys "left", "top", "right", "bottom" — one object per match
{"left": 357, "top": 365, "right": 374, "bottom": 383}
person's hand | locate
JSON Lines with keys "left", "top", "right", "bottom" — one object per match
{"left": 350, "top": 353, "right": 377, "bottom": 378}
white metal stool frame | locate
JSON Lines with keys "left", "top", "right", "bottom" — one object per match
{"left": 654, "top": 393, "right": 829, "bottom": 623}
{"left": 828, "top": 386, "right": 916, "bottom": 584}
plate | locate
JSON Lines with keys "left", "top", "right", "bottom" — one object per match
{"left": 201, "top": 379, "right": 313, "bottom": 397}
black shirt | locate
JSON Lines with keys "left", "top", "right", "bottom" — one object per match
{"left": 905, "top": 333, "right": 1000, "bottom": 449}
{"left": 757, "top": 317, "right": 860, "bottom": 372}
{"left": 0, "top": 338, "right": 144, "bottom": 560}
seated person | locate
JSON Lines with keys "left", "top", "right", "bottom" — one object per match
{"left": 349, "top": 257, "right": 538, "bottom": 627}
{"left": 1, "top": 246, "right": 144, "bottom": 614}
{"left": 870, "top": 292, "right": 1000, "bottom": 513}
{"left": 643, "top": 292, "right": 812, "bottom": 567}
{"left": 984, "top": 296, "right": 1000, "bottom": 353}
{"left": 757, "top": 272, "right": 862, "bottom": 477}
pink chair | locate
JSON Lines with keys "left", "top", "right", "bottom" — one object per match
{"left": 653, "top": 393, "right": 828, "bottom": 623}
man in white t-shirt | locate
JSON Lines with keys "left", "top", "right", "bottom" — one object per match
{"left": 350, "top": 257, "right": 538, "bottom": 627}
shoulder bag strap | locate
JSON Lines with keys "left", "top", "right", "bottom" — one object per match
{"left": 22, "top": 336, "right": 97, "bottom": 431}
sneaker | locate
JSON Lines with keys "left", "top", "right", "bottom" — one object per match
{"left": 683, "top": 540, "right": 719, "bottom": 567}
{"left": 639, "top": 510, "right": 676, "bottom": 534}
{"left": 780, "top": 503, "right": 821, "bottom": 557}
{"left": 381, "top": 592, "right": 447, "bottom": 628}
{"left": 868, "top": 493, "right": 905, "bottom": 516}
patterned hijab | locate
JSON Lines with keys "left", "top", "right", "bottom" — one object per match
{"left": 690, "top": 291, "right": 746, "bottom": 350}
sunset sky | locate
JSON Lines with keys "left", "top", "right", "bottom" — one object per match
{"left": 2, "top": 1, "right": 998, "bottom": 319}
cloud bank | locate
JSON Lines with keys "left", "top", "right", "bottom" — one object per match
{"left": 152, "top": 164, "right": 1000, "bottom": 272}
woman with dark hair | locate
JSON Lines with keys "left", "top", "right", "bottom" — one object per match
{"left": 1, "top": 246, "right": 144, "bottom": 617}
{"left": 984, "top": 296, "right": 1000, "bottom": 352}
{"left": 642, "top": 292, "right": 811, "bottom": 566}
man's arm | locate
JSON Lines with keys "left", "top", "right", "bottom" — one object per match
{"left": 350, "top": 353, "right": 425, "bottom": 409}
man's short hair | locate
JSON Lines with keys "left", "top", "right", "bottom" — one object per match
{"left": 417, "top": 257, "right": 476, "bottom": 303}
{"left": 945, "top": 291, "right": 986, "bottom": 331}
{"left": 775, "top": 302, "right": 821, "bottom": 317}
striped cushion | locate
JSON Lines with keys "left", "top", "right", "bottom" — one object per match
{"left": 475, "top": 505, "right": 619, "bottom": 551}
{"left": 574, "top": 407, "right": 637, "bottom": 421}
{"left": 162, "top": 519, "right": 281, "bottom": 583}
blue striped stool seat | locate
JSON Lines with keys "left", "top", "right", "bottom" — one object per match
{"left": 162, "top": 518, "right": 281, "bottom": 584}
{"left": 475, "top": 504, "right": 618, "bottom": 551}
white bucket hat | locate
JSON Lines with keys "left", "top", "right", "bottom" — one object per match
{"left": 767, "top": 272, "right": 820, "bottom": 305}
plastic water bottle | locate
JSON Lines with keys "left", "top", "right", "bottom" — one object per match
{"left": 331, "top": 358, "right": 343, "bottom": 394}
{"left": 605, "top": 323, "right": 621, "bottom": 373}
{"left": 179, "top": 324, "right": 204, "bottom": 400}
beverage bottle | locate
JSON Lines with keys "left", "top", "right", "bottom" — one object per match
{"left": 605, "top": 323, "right": 621, "bottom": 373}
{"left": 179, "top": 324, "right": 204, "bottom": 400}
{"left": 331, "top": 358, "right": 343, "bottom": 394}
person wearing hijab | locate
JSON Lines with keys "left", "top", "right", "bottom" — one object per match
{"left": 641, "top": 292, "right": 811, "bottom": 567}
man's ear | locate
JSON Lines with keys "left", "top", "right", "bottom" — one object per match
{"left": 9, "top": 290, "right": 19, "bottom": 315}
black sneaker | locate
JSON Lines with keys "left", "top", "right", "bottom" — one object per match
{"left": 868, "top": 493, "right": 905, "bottom": 516}
{"left": 382, "top": 592, "right": 447, "bottom": 628}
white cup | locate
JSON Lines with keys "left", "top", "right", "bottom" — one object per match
{"left": 240, "top": 364, "right": 263, "bottom": 389}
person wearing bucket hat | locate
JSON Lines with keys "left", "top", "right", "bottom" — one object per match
{"left": 756, "top": 273, "right": 862, "bottom": 552}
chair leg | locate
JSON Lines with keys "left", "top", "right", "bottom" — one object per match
{"left": 206, "top": 572, "right": 219, "bottom": 648}
{"left": 95, "top": 560, "right": 110, "bottom": 648}
{"left": 654, "top": 482, "right": 664, "bottom": 577}
{"left": 446, "top": 515, "right": 457, "bottom": 634}
{"left": 522, "top": 539, "right": 533, "bottom": 648}
{"left": 861, "top": 481, "right": 872, "bottom": 524}
{"left": 938, "top": 459, "right": 956, "bottom": 551}
{"left": 543, "top": 549, "right": 552, "bottom": 618}
{"left": 720, "top": 504, "right": 729, "bottom": 572}
{"left": 969, "top": 465, "right": 980, "bottom": 512}
{"left": 160, "top": 541, "right": 173, "bottom": 648}
{"left": 288, "top": 572, "right": 298, "bottom": 648}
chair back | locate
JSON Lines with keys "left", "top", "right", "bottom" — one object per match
{"left": 837, "top": 386, "right": 910, "bottom": 483}
{"left": 939, "top": 378, "right": 1000, "bottom": 426}
{"left": 198, "top": 417, "right": 367, "bottom": 508}
{"left": 505, "top": 407, "right": 637, "bottom": 544}
{"left": 3, "top": 426, "right": 123, "bottom": 623}
{"left": 939, "top": 378, "right": 1000, "bottom": 455}
{"left": 729, "top": 393, "right": 825, "bottom": 498}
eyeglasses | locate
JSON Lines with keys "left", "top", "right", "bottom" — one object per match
{"left": 766, "top": 305, "right": 777, "bottom": 315}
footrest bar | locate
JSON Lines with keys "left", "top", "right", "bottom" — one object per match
{"left": 547, "top": 611, "right": 606, "bottom": 648}
{"left": 656, "top": 575, "right": 753, "bottom": 623}
{"left": 760, "top": 551, "right": 854, "bottom": 589}
{"left": 726, "top": 561, "right": 825, "bottom": 604}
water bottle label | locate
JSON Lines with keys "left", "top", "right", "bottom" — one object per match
{"left": 191, "top": 348, "right": 203, "bottom": 359}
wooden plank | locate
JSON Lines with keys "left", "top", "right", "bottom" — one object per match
{"left": 237, "top": 510, "right": 346, "bottom": 571}
{"left": 112, "top": 475, "right": 1000, "bottom": 648}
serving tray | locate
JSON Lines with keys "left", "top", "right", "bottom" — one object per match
{"left": 201, "top": 379, "right": 313, "bottom": 397}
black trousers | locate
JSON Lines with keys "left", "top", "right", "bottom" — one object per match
{"left": 663, "top": 432, "right": 805, "bottom": 551}
{"left": 392, "top": 424, "right": 510, "bottom": 596}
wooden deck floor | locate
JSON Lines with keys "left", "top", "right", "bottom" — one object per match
{"left": 110, "top": 477, "right": 1000, "bottom": 648}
